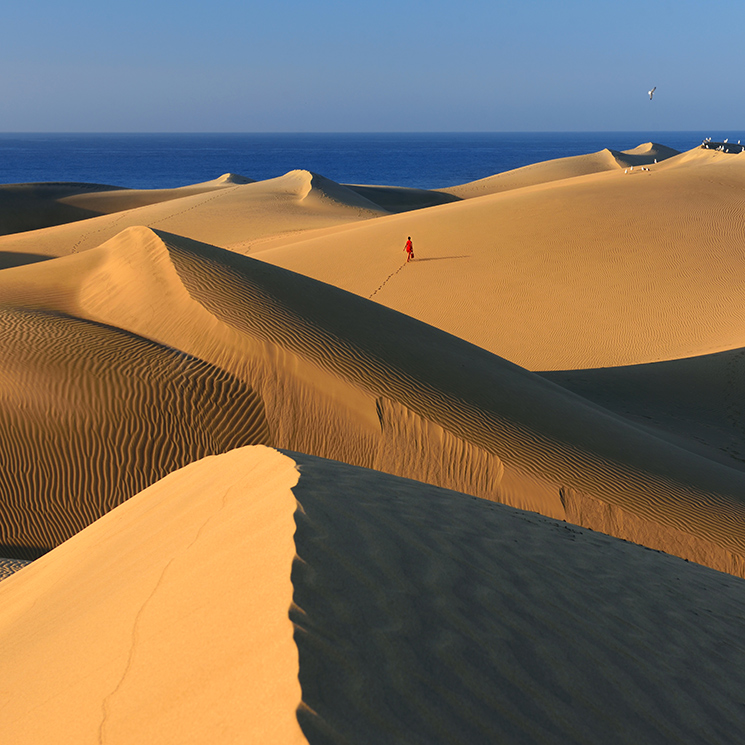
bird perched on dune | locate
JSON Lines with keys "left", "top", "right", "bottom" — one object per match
{"left": 648, "top": 86, "right": 656, "bottom": 100}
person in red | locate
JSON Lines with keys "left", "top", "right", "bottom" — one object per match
{"left": 404, "top": 236, "right": 414, "bottom": 262}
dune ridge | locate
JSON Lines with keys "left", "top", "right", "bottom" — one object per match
{"left": 3, "top": 226, "right": 745, "bottom": 575}
{"left": 439, "top": 142, "right": 679, "bottom": 199}
{"left": 0, "top": 177, "right": 258, "bottom": 237}
{"left": 0, "top": 169, "right": 388, "bottom": 262}
{"left": 0, "top": 446, "right": 306, "bottom": 744}
{"left": 0, "top": 182, "right": 121, "bottom": 236}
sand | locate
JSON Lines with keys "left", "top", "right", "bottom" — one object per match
{"left": 247, "top": 145, "right": 745, "bottom": 370}
{"left": 1, "top": 446, "right": 745, "bottom": 743}
{"left": 2, "top": 140, "right": 745, "bottom": 741}
{"left": 0, "top": 447, "right": 305, "bottom": 744}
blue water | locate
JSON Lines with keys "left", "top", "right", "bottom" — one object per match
{"left": 0, "top": 132, "right": 742, "bottom": 191}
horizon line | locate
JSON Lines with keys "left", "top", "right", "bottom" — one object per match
{"left": 1, "top": 129, "right": 742, "bottom": 136}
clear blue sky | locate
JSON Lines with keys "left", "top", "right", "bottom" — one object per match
{"left": 2, "top": 0, "right": 742, "bottom": 132}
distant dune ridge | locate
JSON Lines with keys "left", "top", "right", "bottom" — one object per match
{"left": 0, "top": 169, "right": 388, "bottom": 258}
{"left": 2, "top": 141, "right": 745, "bottom": 741}
{"left": 250, "top": 145, "right": 745, "bottom": 371}
{"left": 438, "top": 142, "right": 680, "bottom": 198}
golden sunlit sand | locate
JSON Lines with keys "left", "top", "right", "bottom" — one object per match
{"left": 2, "top": 141, "right": 745, "bottom": 742}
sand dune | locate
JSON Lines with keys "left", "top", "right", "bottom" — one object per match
{"left": 0, "top": 446, "right": 305, "bottom": 744}
{"left": 544, "top": 347, "right": 745, "bottom": 472}
{"left": 0, "top": 170, "right": 388, "bottom": 261}
{"left": 2, "top": 446, "right": 745, "bottom": 743}
{"left": 439, "top": 142, "right": 679, "bottom": 198}
{"left": 252, "top": 146, "right": 745, "bottom": 370}
{"left": 290, "top": 449, "right": 745, "bottom": 745}
{"left": 0, "top": 306, "right": 269, "bottom": 558}
{"left": 345, "top": 183, "right": 460, "bottom": 212}
{"left": 3, "top": 139, "right": 745, "bottom": 740}
{"left": 9, "top": 145, "right": 738, "bottom": 375}
{"left": 56, "top": 172, "right": 256, "bottom": 214}
{"left": 0, "top": 176, "right": 258, "bottom": 237}
{"left": 2, "top": 226, "right": 745, "bottom": 575}
{"left": 614, "top": 141, "right": 680, "bottom": 166}
{"left": 0, "top": 182, "right": 121, "bottom": 235}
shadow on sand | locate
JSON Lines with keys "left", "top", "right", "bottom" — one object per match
{"left": 0, "top": 252, "right": 54, "bottom": 270}
{"left": 413, "top": 255, "right": 470, "bottom": 262}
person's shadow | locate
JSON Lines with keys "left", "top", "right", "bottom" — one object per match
{"left": 413, "top": 255, "right": 469, "bottom": 262}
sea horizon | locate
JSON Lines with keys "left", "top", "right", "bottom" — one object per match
{"left": 2, "top": 130, "right": 742, "bottom": 190}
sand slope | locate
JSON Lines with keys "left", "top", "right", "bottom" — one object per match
{"left": 3, "top": 226, "right": 745, "bottom": 575}
{"left": 439, "top": 142, "right": 679, "bottom": 198}
{"left": 0, "top": 176, "right": 255, "bottom": 237}
{"left": 345, "top": 183, "right": 460, "bottom": 212}
{"left": 0, "top": 446, "right": 306, "bottom": 745}
{"left": 2, "top": 446, "right": 745, "bottom": 744}
{"left": 0, "top": 182, "right": 120, "bottom": 236}
{"left": 252, "top": 146, "right": 745, "bottom": 370}
{"left": 291, "top": 449, "right": 745, "bottom": 745}
{"left": 543, "top": 347, "right": 745, "bottom": 472}
{"left": 0, "top": 307, "right": 269, "bottom": 558}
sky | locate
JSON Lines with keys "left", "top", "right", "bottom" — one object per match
{"left": 1, "top": 0, "right": 743, "bottom": 132}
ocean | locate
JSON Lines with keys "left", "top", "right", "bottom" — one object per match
{"left": 0, "top": 132, "right": 741, "bottom": 191}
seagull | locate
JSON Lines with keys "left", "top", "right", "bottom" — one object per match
{"left": 648, "top": 86, "right": 656, "bottom": 100}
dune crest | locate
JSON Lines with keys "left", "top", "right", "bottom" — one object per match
{"left": 0, "top": 446, "right": 306, "bottom": 744}
{"left": 273, "top": 169, "right": 388, "bottom": 214}
{"left": 440, "top": 143, "right": 680, "bottom": 199}
{"left": 210, "top": 172, "right": 254, "bottom": 184}
{"left": 0, "top": 168, "right": 388, "bottom": 260}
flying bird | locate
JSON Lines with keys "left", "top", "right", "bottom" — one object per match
{"left": 648, "top": 86, "right": 656, "bottom": 100}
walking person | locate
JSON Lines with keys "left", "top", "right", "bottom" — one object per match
{"left": 404, "top": 236, "right": 414, "bottom": 262}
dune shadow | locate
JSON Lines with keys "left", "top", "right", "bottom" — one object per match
{"left": 413, "top": 255, "right": 470, "bottom": 262}
{"left": 0, "top": 542, "right": 48, "bottom": 561}
{"left": 0, "top": 252, "right": 54, "bottom": 270}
